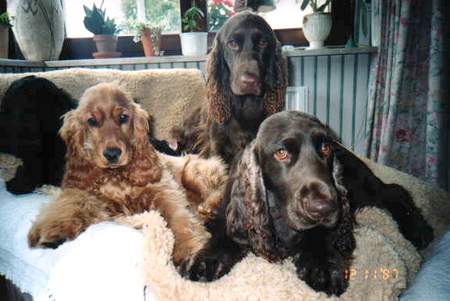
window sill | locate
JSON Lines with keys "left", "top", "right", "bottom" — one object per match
{"left": 0, "top": 47, "right": 377, "bottom": 69}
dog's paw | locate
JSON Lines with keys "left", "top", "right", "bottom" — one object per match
{"left": 295, "top": 253, "right": 348, "bottom": 296}
{"left": 178, "top": 245, "right": 243, "bottom": 282}
{"left": 28, "top": 220, "right": 80, "bottom": 249}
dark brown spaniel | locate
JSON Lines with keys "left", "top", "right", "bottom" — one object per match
{"left": 183, "top": 111, "right": 433, "bottom": 296}
{"left": 172, "top": 12, "right": 288, "bottom": 165}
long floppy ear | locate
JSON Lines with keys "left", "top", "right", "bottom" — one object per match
{"left": 126, "top": 102, "right": 162, "bottom": 185}
{"left": 207, "top": 34, "right": 232, "bottom": 124}
{"left": 329, "top": 150, "right": 356, "bottom": 257}
{"left": 59, "top": 110, "right": 85, "bottom": 156}
{"left": 225, "top": 141, "right": 276, "bottom": 260}
{"left": 263, "top": 40, "right": 288, "bottom": 116}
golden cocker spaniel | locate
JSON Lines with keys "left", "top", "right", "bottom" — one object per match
{"left": 28, "top": 83, "right": 227, "bottom": 268}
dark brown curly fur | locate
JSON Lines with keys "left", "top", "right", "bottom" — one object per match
{"left": 27, "top": 83, "right": 231, "bottom": 269}
{"left": 183, "top": 111, "right": 433, "bottom": 296}
{"left": 171, "top": 12, "right": 288, "bottom": 165}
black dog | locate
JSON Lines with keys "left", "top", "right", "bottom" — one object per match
{"left": 0, "top": 76, "right": 77, "bottom": 194}
{"left": 183, "top": 111, "right": 433, "bottom": 296}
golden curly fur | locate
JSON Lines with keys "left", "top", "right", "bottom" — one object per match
{"left": 27, "top": 83, "right": 228, "bottom": 266}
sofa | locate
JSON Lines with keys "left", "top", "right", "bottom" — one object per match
{"left": 0, "top": 68, "right": 449, "bottom": 301}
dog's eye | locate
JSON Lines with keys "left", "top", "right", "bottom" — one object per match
{"left": 258, "top": 39, "right": 268, "bottom": 49}
{"left": 119, "top": 114, "right": 129, "bottom": 124}
{"left": 87, "top": 117, "right": 98, "bottom": 127}
{"left": 274, "top": 148, "right": 289, "bottom": 161}
{"left": 319, "top": 142, "right": 332, "bottom": 158}
{"left": 227, "top": 40, "right": 239, "bottom": 50}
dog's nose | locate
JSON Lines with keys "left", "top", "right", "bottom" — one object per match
{"left": 304, "top": 197, "right": 337, "bottom": 218}
{"left": 240, "top": 73, "right": 259, "bottom": 86}
{"left": 300, "top": 181, "right": 337, "bottom": 219}
{"left": 103, "top": 147, "right": 121, "bottom": 164}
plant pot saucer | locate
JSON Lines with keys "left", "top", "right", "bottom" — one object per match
{"left": 93, "top": 51, "right": 122, "bottom": 59}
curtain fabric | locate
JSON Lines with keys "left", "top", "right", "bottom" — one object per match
{"left": 366, "top": 0, "right": 449, "bottom": 190}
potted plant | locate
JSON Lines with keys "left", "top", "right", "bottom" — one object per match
{"left": 130, "top": 21, "right": 163, "bottom": 57}
{"left": 83, "top": 3, "right": 121, "bottom": 58}
{"left": 300, "top": 0, "right": 332, "bottom": 49}
{"left": 0, "top": 12, "right": 12, "bottom": 58}
{"left": 180, "top": 1, "right": 207, "bottom": 56}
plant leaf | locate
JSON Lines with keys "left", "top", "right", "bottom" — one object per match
{"left": 300, "top": 0, "right": 310, "bottom": 10}
{"left": 317, "top": 0, "right": 331, "bottom": 12}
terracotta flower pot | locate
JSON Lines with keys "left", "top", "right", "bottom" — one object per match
{"left": 140, "top": 28, "right": 161, "bottom": 57}
{"left": 93, "top": 34, "right": 118, "bottom": 52}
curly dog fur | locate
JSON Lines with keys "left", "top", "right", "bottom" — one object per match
{"left": 27, "top": 83, "right": 228, "bottom": 267}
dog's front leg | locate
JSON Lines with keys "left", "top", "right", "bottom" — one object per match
{"left": 138, "top": 186, "right": 211, "bottom": 266}
{"left": 28, "top": 188, "right": 119, "bottom": 248}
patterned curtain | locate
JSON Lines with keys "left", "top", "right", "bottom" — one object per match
{"left": 366, "top": 0, "right": 449, "bottom": 190}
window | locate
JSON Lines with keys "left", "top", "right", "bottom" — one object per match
{"left": 63, "top": 0, "right": 181, "bottom": 38}
{"left": 207, "top": 0, "right": 330, "bottom": 32}
{"left": 121, "top": 0, "right": 181, "bottom": 33}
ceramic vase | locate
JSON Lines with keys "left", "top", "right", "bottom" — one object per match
{"left": 180, "top": 32, "right": 207, "bottom": 56}
{"left": 13, "top": 0, "right": 65, "bottom": 61}
{"left": 302, "top": 13, "right": 332, "bottom": 50}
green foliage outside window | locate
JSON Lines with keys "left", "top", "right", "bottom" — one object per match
{"left": 121, "top": 0, "right": 180, "bottom": 33}
{"left": 120, "top": 0, "right": 235, "bottom": 33}
{"left": 208, "top": 0, "right": 234, "bottom": 31}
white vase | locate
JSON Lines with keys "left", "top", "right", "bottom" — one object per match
{"left": 13, "top": 0, "right": 65, "bottom": 61}
{"left": 180, "top": 32, "right": 208, "bottom": 56}
{"left": 302, "top": 13, "right": 332, "bottom": 50}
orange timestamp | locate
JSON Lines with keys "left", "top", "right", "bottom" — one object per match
{"left": 344, "top": 268, "right": 400, "bottom": 281}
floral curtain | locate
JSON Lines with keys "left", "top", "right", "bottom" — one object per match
{"left": 366, "top": 0, "right": 449, "bottom": 190}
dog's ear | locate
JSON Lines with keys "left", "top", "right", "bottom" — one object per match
{"left": 330, "top": 147, "right": 356, "bottom": 256}
{"left": 226, "top": 141, "right": 276, "bottom": 259}
{"left": 127, "top": 102, "right": 162, "bottom": 185}
{"left": 207, "top": 34, "right": 232, "bottom": 124}
{"left": 131, "top": 102, "right": 150, "bottom": 145}
{"left": 263, "top": 40, "right": 288, "bottom": 116}
{"left": 59, "top": 110, "right": 85, "bottom": 155}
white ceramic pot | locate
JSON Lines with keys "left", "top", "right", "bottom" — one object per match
{"left": 0, "top": 24, "right": 8, "bottom": 58}
{"left": 302, "top": 13, "right": 332, "bottom": 50}
{"left": 13, "top": 0, "right": 65, "bottom": 60}
{"left": 180, "top": 32, "right": 208, "bottom": 56}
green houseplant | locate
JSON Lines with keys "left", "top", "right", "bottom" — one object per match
{"left": 0, "top": 12, "right": 12, "bottom": 58}
{"left": 83, "top": 3, "right": 121, "bottom": 58}
{"left": 129, "top": 20, "right": 163, "bottom": 56}
{"left": 180, "top": 1, "right": 207, "bottom": 56}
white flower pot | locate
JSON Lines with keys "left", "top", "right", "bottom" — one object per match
{"left": 303, "top": 13, "right": 332, "bottom": 50}
{"left": 13, "top": 0, "right": 65, "bottom": 60}
{"left": 180, "top": 32, "right": 207, "bottom": 56}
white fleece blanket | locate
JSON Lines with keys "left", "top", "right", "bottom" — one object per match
{"left": 0, "top": 179, "right": 150, "bottom": 301}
